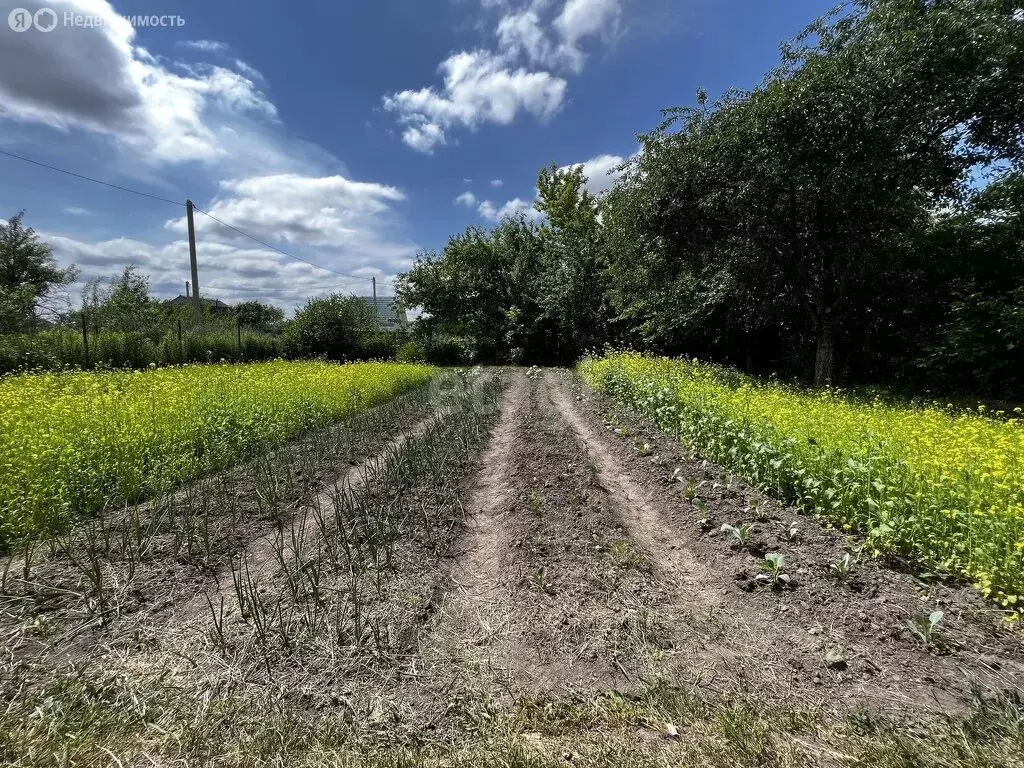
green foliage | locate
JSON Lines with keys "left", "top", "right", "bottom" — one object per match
{"left": 535, "top": 162, "right": 612, "bottom": 361}
{"left": 398, "top": 167, "right": 611, "bottom": 365}
{"left": 582, "top": 351, "right": 1024, "bottom": 607}
{"left": 425, "top": 334, "right": 471, "bottom": 366}
{"left": 0, "top": 327, "right": 284, "bottom": 375}
{"left": 831, "top": 552, "right": 856, "bottom": 583}
{"left": 398, "top": 217, "right": 556, "bottom": 364}
{"left": 80, "top": 266, "right": 159, "bottom": 334}
{"left": 720, "top": 522, "right": 753, "bottom": 549}
{"left": 0, "top": 212, "right": 76, "bottom": 332}
{"left": 906, "top": 610, "right": 946, "bottom": 649}
{"left": 284, "top": 294, "right": 377, "bottom": 361}
{"left": 359, "top": 331, "right": 403, "bottom": 361}
{"left": 396, "top": 340, "right": 426, "bottom": 363}
{"left": 0, "top": 361, "right": 435, "bottom": 544}
{"left": 405, "top": 1, "right": 1023, "bottom": 399}
{"left": 755, "top": 553, "right": 791, "bottom": 588}
{"left": 233, "top": 300, "right": 286, "bottom": 334}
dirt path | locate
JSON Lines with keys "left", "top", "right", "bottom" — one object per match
{"left": 5, "top": 368, "right": 1024, "bottom": 766}
{"left": 409, "top": 372, "right": 532, "bottom": 700}
{"left": 545, "top": 370, "right": 1024, "bottom": 712}
{"left": 408, "top": 371, "right": 646, "bottom": 715}
{"left": 444, "top": 373, "right": 526, "bottom": 609}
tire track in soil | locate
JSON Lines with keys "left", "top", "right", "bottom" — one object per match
{"left": 410, "top": 371, "right": 629, "bottom": 709}
{"left": 408, "top": 372, "right": 528, "bottom": 697}
{"left": 545, "top": 370, "right": 1010, "bottom": 712}
{"left": 544, "top": 373, "right": 773, "bottom": 694}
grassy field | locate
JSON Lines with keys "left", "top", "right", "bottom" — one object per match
{"left": 580, "top": 352, "right": 1024, "bottom": 608}
{"left": 0, "top": 360, "right": 434, "bottom": 544}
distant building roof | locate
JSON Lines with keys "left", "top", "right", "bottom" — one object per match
{"left": 355, "top": 296, "right": 407, "bottom": 330}
{"left": 169, "top": 296, "right": 232, "bottom": 312}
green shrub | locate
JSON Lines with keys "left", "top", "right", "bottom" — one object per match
{"left": 396, "top": 340, "right": 426, "bottom": 363}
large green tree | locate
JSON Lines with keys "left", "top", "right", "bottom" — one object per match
{"left": 285, "top": 294, "right": 376, "bottom": 361}
{"left": 397, "top": 216, "right": 553, "bottom": 364}
{"left": 0, "top": 212, "right": 76, "bottom": 333}
{"left": 233, "top": 300, "right": 286, "bottom": 334}
{"left": 606, "top": 0, "right": 1024, "bottom": 385}
{"left": 81, "top": 265, "right": 160, "bottom": 334}
{"left": 535, "top": 163, "right": 612, "bottom": 360}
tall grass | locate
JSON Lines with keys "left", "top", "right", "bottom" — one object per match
{"left": 0, "top": 328, "right": 283, "bottom": 374}
{"left": 0, "top": 361, "right": 435, "bottom": 544}
{"left": 580, "top": 351, "right": 1024, "bottom": 607}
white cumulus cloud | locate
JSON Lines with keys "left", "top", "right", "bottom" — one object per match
{"left": 384, "top": 0, "right": 623, "bottom": 152}
{"left": 477, "top": 196, "right": 540, "bottom": 222}
{"left": 0, "top": 1, "right": 421, "bottom": 304}
{"left": 0, "top": 1, "right": 275, "bottom": 165}
{"left": 383, "top": 50, "right": 566, "bottom": 153}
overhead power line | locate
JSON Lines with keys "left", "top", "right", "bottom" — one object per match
{"left": 1, "top": 147, "right": 385, "bottom": 288}
{"left": 192, "top": 207, "right": 375, "bottom": 282}
{"left": 0, "top": 148, "right": 183, "bottom": 206}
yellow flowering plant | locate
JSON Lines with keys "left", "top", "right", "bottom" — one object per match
{"left": 0, "top": 361, "right": 434, "bottom": 544}
{"left": 580, "top": 352, "right": 1024, "bottom": 607}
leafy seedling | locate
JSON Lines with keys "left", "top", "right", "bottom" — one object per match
{"left": 721, "top": 522, "right": 753, "bottom": 549}
{"left": 747, "top": 497, "right": 770, "bottom": 522}
{"left": 906, "top": 610, "right": 945, "bottom": 649}
{"left": 528, "top": 490, "right": 542, "bottom": 517}
{"left": 531, "top": 567, "right": 555, "bottom": 595}
{"left": 681, "top": 479, "right": 699, "bottom": 502}
{"left": 781, "top": 521, "right": 800, "bottom": 542}
{"left": 635, "top": 442, "right": 652, "bottom": 457}
{"left": 694, "top": 499, "right": 714, "bottom": 530}
{"left": 831, "top": 553, "right": 855, "bottom": 583}
{"left": 755, "top": 553, "right": 792, "bottom": 588}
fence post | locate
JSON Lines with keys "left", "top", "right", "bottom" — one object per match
{"left": 177, "top": 319, "right": 183, "bottom": 364}
{"left": 81, "top": 311, "right": 90, "bottom": 368}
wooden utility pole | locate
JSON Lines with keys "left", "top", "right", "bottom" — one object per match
{"left": 185, "top": 200, "right": 203, "bottom": 332}
{"left": 372, "top": 276, "right": 378, "bottom": 329}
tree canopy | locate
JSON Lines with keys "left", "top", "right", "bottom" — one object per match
{"left": 0, "top": 212, "right": 76, "bottom": 333}
{"left": 398, "top": 0, "right": 1024, "bottom": 397}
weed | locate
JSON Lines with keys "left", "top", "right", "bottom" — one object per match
{"left": 529, "top": 490, "right": 543, "bottom": 517}
{"left": 681, "top": 479, "right": 699, "bottom": 502}
{"left": 781, "top": 521, "right": 800, "bottom": 542}
{"left": 831, "top": 553, "right": 856, "bottom": 583}
{"left": 531, "top": 567, "right": 555, "bottom": 595}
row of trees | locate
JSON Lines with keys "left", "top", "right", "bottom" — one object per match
{"left": 1, "top": 212, "right": 289, "bottom": 337}
{"left": 1, "top": 213, "right": 419, "bottom": 371}
{"left": 399, "top": 0, "right": 1024, "bottom": 397}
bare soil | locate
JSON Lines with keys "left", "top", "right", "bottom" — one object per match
{"left": 2, "top": 367, "right": 1023, "bottom": 768}
{"left": 548, "top": 369, "right": 1024, "bottom": 707}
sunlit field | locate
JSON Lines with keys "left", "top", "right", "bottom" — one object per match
{"left": 0, "top": 361, "right": 435, "bottom": 544}
{"left": 580, "top": 352, "right": 1024, "bottom": 607}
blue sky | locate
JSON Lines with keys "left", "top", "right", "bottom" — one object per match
{"left": 0, "top": 0, "right": 836, "bottom": 310}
